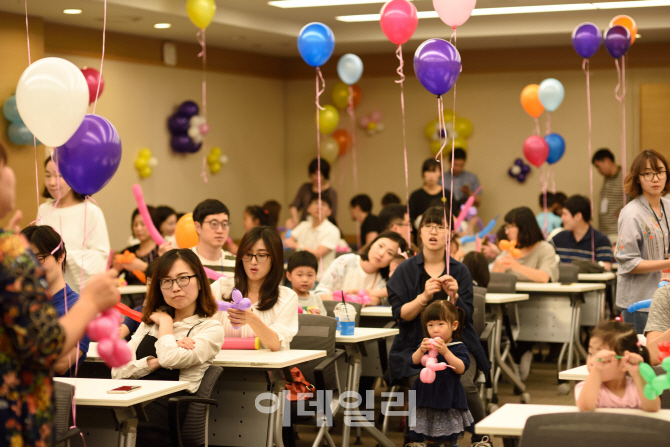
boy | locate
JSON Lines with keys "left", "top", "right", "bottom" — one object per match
{"left": 286, "top": 251, "right": 326, "bottom": 315}
{"left": 350, "top": 194, "right": 380, "bottom": 247}
{"left": 191, "top": 199, "right": 236, "bottom": 280}
{"left": 285, "top": 195, "right": 340, "bottom": 281}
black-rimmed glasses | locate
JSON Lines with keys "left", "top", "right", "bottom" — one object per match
{"left": 159, "top": 275, "right": 197, "bottom": 289}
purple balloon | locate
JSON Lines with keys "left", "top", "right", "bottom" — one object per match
{"left": 413, "top": 39, "right": 461, "bottom": 96}
{"left": 604, "top": 26, "right": 631, "bottom": 59}
{"left": 178, "top": 101, "right": 199, "bottom": 118}
{"left": 171, "top": 135, "right": 201, "bottom": 153}
{"left": 514, "top": 158, "right": 524, "bottom": 166}
{"left": 572, "top": 23, "right": 602, "bottom": 59}
{"left": 521, "top": 164, "right": 531, "bottom": 174}
{"left": 168, "top": 114, "right": 190, "bottom": 135}
{"left": 517, "top": 173, "right": 527, "bottom": 183}
{"left": 56, "top": 115, "right": 121, "bottom": 196}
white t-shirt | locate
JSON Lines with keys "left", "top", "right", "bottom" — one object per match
{"left": 210, "top": 277, "right": 299, "bottom": 350}
{"left": 37, "top": 200, "right": 110, "bottom": 293}
{"left": 314, "top": 253, "right": 387, "bottom": 296}
{"left": 191, "top": 246, "right": 236, "bottom": 277}
{"left": 291, "top": 218, "right": 340, "bottom": 280}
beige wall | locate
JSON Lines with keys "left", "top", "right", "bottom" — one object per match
{"left": 285, "top": 66, "right": 670, "bottom": 236}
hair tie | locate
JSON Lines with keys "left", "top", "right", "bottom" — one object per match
{"left": 263, "top": 209, "right": 269, "bottom": 215}
{"left": 398, "top": 248, "right": 408, "bottom": 259}
{"left": 615, "top": 316, "right": 623, "bottom": 322}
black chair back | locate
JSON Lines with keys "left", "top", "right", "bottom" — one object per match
{"left": 472, "top": 286, "right": 487, "bottom": 337}
{"left": 180, "top": 365, "right": 223, "bottom": 446}
{"left": 487, "top": 272, "right": 517, "bottom": 293}
{"left": 558, "top": 263, "right": 580, "bottom": 285}
{"left": 290, "top": 314, "right": 338, "bottom": 387}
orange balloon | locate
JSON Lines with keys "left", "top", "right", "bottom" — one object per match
{"left": 520, "top": 84, "right": 544, "bottom": 118}
{"left": 332, "top": 129, "right": 352, "bottom": 156}
{"left": 351, "top": 84, "right": 362, "bottom": 109}
{"left": 115, "top": 250, "right": 136, "bottom": 264}
{"left": 499, "top": 240, "right": 522, "bottom": 258}
{"left": 175, "top": 213, "right": 199, "bottom": 249}
{"left": 610, "top": 15, "right": 637, "bottom": 45}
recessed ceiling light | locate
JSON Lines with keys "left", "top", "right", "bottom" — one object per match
{"left": 63, "top": 9, "right": 82, "bottom": 15}
{"left": 154, "top": 23, "right": 172, "bottom": 29}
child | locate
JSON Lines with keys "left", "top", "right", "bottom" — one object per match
{"left": 409, "top": 300, "right": 474, "bottom": 447}
{"left": 191, "top": 199, "right": 236, "bottom": 279}
{"left": 575, "top": 320, "right": 660, "bottom": 412}
{"left": 462, "top": 252, "right": 490, "bottom": 288}
{"left": 286, "top": 251, "right": 326, "bottom": 315}
{"left": 535, "top": 192, "right": 563, "bottom": 234}
{"left": 389, "top": 253, "right": 406, "bottom": 278}
{"left": 119, "top": 260, "right": 156, "bottom": 340}
{"left": 350, "top": 194, "right": 381, "bottom": 247}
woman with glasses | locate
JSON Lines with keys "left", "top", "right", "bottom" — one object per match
{"left": 112, "top": 248, "right": 224, "bottom": 445}
{"left": 211, "top": 227, "right": 298, "bottom": 351}
{"left": 615, "top": 150, "right": 670, "bottom": 333}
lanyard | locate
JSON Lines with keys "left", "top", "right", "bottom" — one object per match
{"left": 649, "top": 201, "right": 670, "bottom": 259}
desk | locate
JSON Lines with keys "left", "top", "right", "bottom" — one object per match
{"left": 55, "top": 377, "right": 189, "bottom": 447}
{"left": 118, "top": 285, "right": 147, "bottom": 295}
{"left": 558, "top": 364, "right": 588, "bottom": 381}
{"left": 578, "top": 272, "right": 617, "bottom": 318}
{"left": 360, "top": 306, "right": 393, "bottom": 318}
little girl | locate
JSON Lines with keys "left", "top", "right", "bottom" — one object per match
{"left": 575, "top": 320, "right": 660, "bottom": 412}
{"left": 409, "top": 300, "right": 474, "bottom": 447}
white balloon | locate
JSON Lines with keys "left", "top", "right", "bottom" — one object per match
{"left": 148, "top": 157, "right": 159, "bottom": 168}
{"left": 511, "top": 166, "right": 521, "bottom": 176}
{"left": 219, "top": 155, "right": 229, "bottom": 164}
{"left": 16, "top": 57, "right": 89, "bottom": 147}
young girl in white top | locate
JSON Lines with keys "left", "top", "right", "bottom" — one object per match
{"left": 576, "top": 320, "right": 660, "bottom": 412}
{"left": 112, "top": 249, "right": 225, "bottom": 445}
{"left": 211, "top": 227, "right": 299, "bottom": 351}
{"left": 38, "top": 156, "right": 110, "bottom": 293}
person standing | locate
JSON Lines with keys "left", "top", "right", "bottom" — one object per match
{"left": 593, "top": 148, "right": 627, "bottom": 242}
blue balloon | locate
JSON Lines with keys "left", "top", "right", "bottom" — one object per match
{"left": 297, "top": 23, "right": 335, "bottom": 68}
{"left": 627, "top": 299, "right": 652, "bottom": 313}
{"left": 413, "top": 39, "right": 461, "bottom": 96}
{"left": 2, "top": 95, "right": 22, "bottom": 123}
{"left": 337, "top": 53, "right": 363, "bottom": 85}
{"left": 545, "top": 133, "right": 566, "bottom": 165}
{"left": 538, "top": 78, "right": 565, "bottom": 112}
{"left": 8, "top": 122, "right": 35, "bottom": 145}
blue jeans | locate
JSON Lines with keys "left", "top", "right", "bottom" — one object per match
{"left": 621, "top": 309, "right": 649, "bottom": 334}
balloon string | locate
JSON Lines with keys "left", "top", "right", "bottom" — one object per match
{"left": 437, "top": 97, "right": 450, "bottom": 276}
{"left": 92, "top": 0, "right": 106, "bottom": 115}
{"left": 550, "top": 165, "right": 556, "bottom": 194}
{"left": 614, "top": 57, "right": 627, "bottom": 206}
{"left": 201, "top": 155, "right": 209, "bottom": 184}
{"left": 449, "top": 84, "right": 457, "bottom": 269}
{"left": 197, "top": 28, "right": 208, "bottom": 183}
{"left": 541, "top": 165, "right": 548, "bottom": 238}
{"left": 396, "top": 44, "right": 411, "bottom": 248}
{"left": 348, "top": 85, "right": 360, "bottom": 250}
{"left": 534, "top": 117, "right": 540, "bottom": 136}
{"left": 82, "top": 196, "right": 101, "bottom": 243}
{"left": 25, "top": 1, "right": 42, "bottom": 223}
{"left": 583, "top": 58, "right": 596, "bottom": 262}
{"left": 545, "top": 113, "right": 551, "bottom": 135}
{"left": 24, "top": 0, "right": 31, "bottom": 64}
{"left": 316, "top": 68, "right": 325, "bottom": 226}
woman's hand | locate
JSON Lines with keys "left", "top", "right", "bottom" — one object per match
{"left": 149, "top": 310, "right": 173, "bottom": 326}
{"left": 492, "top": 255, "right": 516, "bottom": 272}
{"left": 438, "top": 275, "right": 459, "bottom": 302}
{"left": 227, "top": 308, "right": 258, "bottom": 328}
{"left": 119, "top": 258, "right": 148, "bottom": 273}
{"left": 622, "top": 350, "right": 644, "bottom": 375}
{"left": 147, "top": 357, "right": 161, "bottom": 371}
{"left": 424, "top": 278, "right": 442, "bottom": 301}
{"left": 501, "top": 254, "right": 520, "bottom": 270}
{"left": 176, "top": 337, "right": 196, "bottom": 350}
{"left": 158, "top": 242, "right": 173, "bottom": 257}
{"left": 80, "top": 269, "right": 120, "bottom": 313}
{"left": 481, "top": 243, "right": 501, "bottom": 260}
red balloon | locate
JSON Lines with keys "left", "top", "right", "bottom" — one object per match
{"left": 523, "top": 136, "right": 549, "bottom": 167}
{"left": 380, "top": 0, "right": 419, "bottom": 45}
{"left": 332, "top": 129, "right": 352, "bottom": 156}
{"left": 81, "top": 67, "right": 105, "bottom": 105}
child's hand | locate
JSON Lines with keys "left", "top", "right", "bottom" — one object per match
{"left": 310, "top": 307, "right": 320, "bottom": 315}
{"left": 433, "top": 337, "right": 448, "bottom": 356}
{"left": 593, "top": 349, "right": 618, "bottom": 370}
{"left": 622, "top": 350, "right": 644, "bottom": 375}
{"left": 420, "top": 338, "right": 432, "bottom": 353}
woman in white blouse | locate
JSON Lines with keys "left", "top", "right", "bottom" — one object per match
{"left": 315, "top": 231, "right": 408, "bottom": 305}
{"left": 112, "top": 249, "right": 224, "bottom": 445}
{"left": 211, "top": 227, "right": 298, "bottom": 351}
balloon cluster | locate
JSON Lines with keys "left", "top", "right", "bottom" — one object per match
{"left": 87, "top": 309, "right": 132, "bottom": 368}
{"left": 358, "top": 110, "right": 384, "bottom": 136}
{"left": 2, "top": 95, "right": 38, "bottom": 145}
{"left": 206, "top": 146, "right": 227, "bottom": 174}
{"left": 640, "top": 357, "right": 670, "bottom": 400}
{"left": 424, "top": 110, "right": 473, "bottom": 155}
{"left": 332, "top": 290, "right": 371, "bottom": 305}
{"left": 572, "top": 15, "right": 637, "bottom": 60}
{"left": 420, "top": 337, "right": 456, "bottom": 384}
{"left": 81, "top": 67, "right": 105, "bottom": 105}
{"left": 134, "top": 148, "right": 158, "bottom": 179}
{"left": 508, "top": 158, "right": 531, "bottom": 183}
{"left": 168, "top": 101, "right": 207, "bottom": 153}
{"left": 520, "top": 79, "right": 566, "bottom": 167}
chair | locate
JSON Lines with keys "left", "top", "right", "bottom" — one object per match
{"left": 653, "top": 365, "right": 670, "bottom": 409}
{"left": 168, "top": 365, "right": 223, "bottom": 447}
{"left": 487, "top": 272, "right": 517, "bottom": 293}
{"left": 558, "top": 263, "right": 580, "bottom": 285}
{"left": 322, "top": 300, "right": 362, "bottom": 326}
{"left": 53, "top": 381, "right": 81, "bottom": 447}
{"left": 519, "top": 412, "right": 670, "bottom": 446}
{"left": 283, "top": 313, "right": 345, "bottom": 447}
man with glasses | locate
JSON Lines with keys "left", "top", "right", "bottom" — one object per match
{"left": 378, "top": 204, "right": 417, "bottom": 254}
{"left": 191, "top": 199, "right": 236, "bottom": 280}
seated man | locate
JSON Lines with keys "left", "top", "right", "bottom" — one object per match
{"left": 645, "top": 285, "right": 670, "bottom": 365}
{"left": 378, "top": 203, "right": 418, "bottom": 254}
{"left": 550, "top": 194, "right": 613, "bottom": 270}
{"left": 192, "top": 199, "right": 236, "bottom": 281}
{"left": 350, "top": 194, "right": 380, "bottom": 248}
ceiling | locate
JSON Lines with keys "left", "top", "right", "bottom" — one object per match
{"left": 2, "top": 0, "right": 670, "bottom": 56}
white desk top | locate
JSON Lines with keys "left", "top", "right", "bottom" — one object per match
{"left": 118, "top": 285, "right": 147, "bottom": 295}
{"left": 475, "top": 404, "right": 670, "bottom": 436}
{"left": 558, "top": 364, "right": 589, "bottom": 381}
{"left": 212, "top": 349, "right": 326, "bottom": 368}
{"left": 485, "top": 293, "right": 529, "bottom": 304}
{"left": 54, "top": 377, "right": 189, "bottom": 407}
{"left": 578, "top": 272, "right": 616, "bottom": 281}
{"left": 335, "top": 327, "right": 399, "bottom": 343}
{"left": 515, "top": 282, "right": 605, "bottom": 293}
{"left": 360, "top": 306, "right": 393, "bottom": 317}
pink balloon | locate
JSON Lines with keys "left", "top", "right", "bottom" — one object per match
{"left": 523, "top": 135, "right": 549, "bottom": 167}
{"left": 380, "top": 0, "right": 419, "bottom": 45}
{"left": 358, "top": 116, "right": 370, "bottom": 128}
{"left": 199, "top": 123, "right": 210, "bottom": 135}
{"left": 420, "top": 368, "right": 436, "bottom": 383}
{"left": 132, "top": 184, "right": 167, "bottom": 246}
{"left": 433, "top": 0, "right": 477, "bottom": 28}
{"left": 370, "top": 110, "right": 383, "bottom": 122}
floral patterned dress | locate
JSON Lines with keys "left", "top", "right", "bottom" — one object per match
{"left": 0, "top": 230, "right": 65, "bottom": 447}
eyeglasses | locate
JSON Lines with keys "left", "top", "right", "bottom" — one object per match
{"left": 639, "top": 171, "right": 667, "bottom": 181}
{"left": 395, "top": 221, "right": 411, "bottom": 227}
{"left": 422, "top": 224, "right": 446, "bottom": 233}
{"left": 241, "top": 253, "right": 270, "bottom": 263}
{"left": 159, "top": 275, "right": 197, "bottom": 289}
{"left": 203, "top": 219, "right": 230, "bottom": 230}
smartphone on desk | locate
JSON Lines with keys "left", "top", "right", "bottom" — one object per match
{"left": 107, "top": 385, "right": 142, "bottom": 394}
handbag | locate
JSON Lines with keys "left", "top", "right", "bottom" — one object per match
{"left": 284, "top": 367, "right": 315, "bottom": 401}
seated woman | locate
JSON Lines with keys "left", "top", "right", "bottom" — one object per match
{"left": 112, "top": 249, "right": 224, "bottom": 446}
{"left": 211, "top": 227, "right": 298, "bottom": 351}
{"left": 156, "top": 205, "right": 178, "bottom": 245}
{"left": 314, "top": 231, "right": 408, "bottom": 305}
{"left": 492, "top": 206, "right": 559, "bottom": 283}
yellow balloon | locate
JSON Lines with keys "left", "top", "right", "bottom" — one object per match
{"left": 139, "top": 166, "right": 152, "bottom": 178}
{"left": 135, "top": 157, "right": 148, "bottom": 170}
{"left": 186, "top": 0, "right": 216, "bottom": 29}
{"left": 367, "top": 122, "right": 376, "bottom": 131}
{"left": 430, "top": 140, "right": 444, "bottom": 156}
{"left": 454, "top": 117, "right": 473, "bottom": 139}
{"left": 207, "top": 152, "right": 219, "bottom": 164}
{"left": 210, "top": 162, "right": 221, "bottom": 174}
{"left": 424, "top": 120, "right": 439, "bottom": 141}
{"left": 451, "top": 136, "right": 468, "bottom": 150}
{"left": 321, "top": 137, "right": 339, "bottom": 163}
{"left": 210, "top": 146, "right": 222, "bottom": 156}
{"left": 443, "top": 109, "right": 456, "bottom": 123}
{"left": 317, "top": 105, "right": 339, "bottom": 135}
{"left": 331, "top": 82, "right": 350, "bottom": 110}
{"left": 139, "top": 148, "right": 152, "bottom": 159}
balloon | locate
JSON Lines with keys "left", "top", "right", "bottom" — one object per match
{"left": 610, "top": 15, "right": 637, "bottom": 45}
{"left": 414, "top": 39, "right": 461, "bottom": 96}
{"left": 168, "top": 114, "right": 190, "bottom": 134}
{"left": 443, "top": 109, "right": 455, "bottom": 124}
{"left": 424, "top": 120, "right": 439, "bottom": 141}
{"left": 571, "top": 23, "right": 602, "bottom": 59}
{"left": 175, "top": 213, "right": 199, "bottom": 249}
{"left": 16, "top": 57, "right": 89, "bottom": 147}
{"left": 317, "top": 105, "right": 340, "bottom": 135}
{"left": 2, "top": 95, "right": 21, "bottom": 122}
{"left": 379, "top": 0, "right": 418, "bottom": 45}
{"left": 359, "top": 115, "right": 371, "bottom": 129}
{"left": 538, "top": 78, "right": 565, "bottom": 112}
{"left": 81, "top": 67, "right": 105, "bottom": 105}
{"left": 133, "top": 184, "right": 167, "bottom": 246}
{"left": 139, "top": 166, "right": 152, "bottom": 178}
{"left": 604, "top": 26, "right": 631, "bottom": 59}
{"left": 432, "top": 0, "right": 476, "bottom": 28}
{"left": 451, "top": 136, "right": 468, "bottom": 150}
{"left": 56, "top": 115, "right": 122, "bottom": 196}
{"left": 454, "top": 117, "right": 472, "bottom": 138}
{"left": 210, "top": 162, "right": 222, "bottom": 174}
{"left": 171, "top": 135, "right": 201, "bottom": 153}
{"left": 523, "top": 135, "right": 549, "bottom": 167}
{"left": 8, "top": 122, "right": 35, "bottom": 145}
{"left": 332, "top": 129, "right": 352, "bottom": 156}
{"left": 337, "top": 54, "right": 363, "bottom": 85}
{"left": 297, "top": 23, "right": 335, "bottom": 68}
{"left": 545, "top": 133, "right": 566, "bottom": 165}
{"left": 321, "top": 137, "right": 339, "bottom": 163}
{"left": 430, "top": 140, "right": 443, "bottom": 155}
{"left": 186, "top": 0, "right": 217, "bottom": 29}
{"left": 520, "top": 84, "right": 544, "bottom": 118}
{"left": 178, "top": 101, "right": 200, "bottom": 117}
{"left": 331, "top": 82, "right": 362, "bottom": 109}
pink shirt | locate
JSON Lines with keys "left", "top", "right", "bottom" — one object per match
{"left": 574, "top": 376, "right": 641, "bottom": 409}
